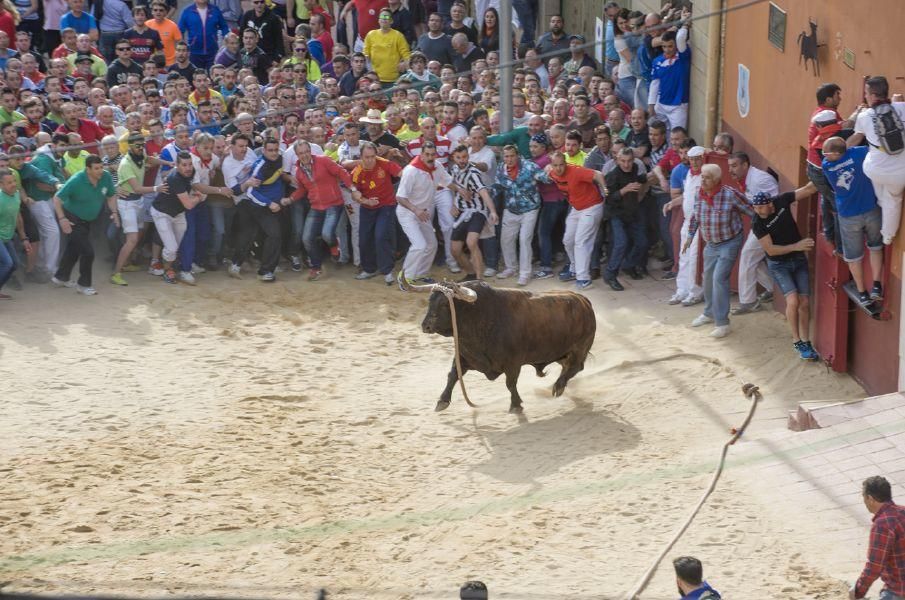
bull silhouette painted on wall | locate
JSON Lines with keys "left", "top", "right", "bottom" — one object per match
{"left": 798, "top": 20, "right": 823, "bottom": 76}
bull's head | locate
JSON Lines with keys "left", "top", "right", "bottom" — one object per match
{"left": 398, "top": 274, "right": 477, "bottom": 336}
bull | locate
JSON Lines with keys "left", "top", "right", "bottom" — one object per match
{"left": 401, "top": 278, "right": 596, "bottom": 413}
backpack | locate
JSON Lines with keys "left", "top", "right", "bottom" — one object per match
{"left": 871, "top": 102, "right": 905, "bottom": 155}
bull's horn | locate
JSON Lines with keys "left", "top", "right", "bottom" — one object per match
{"left": 397, "top": 270, "right": 436, "bottom": 293}
{"left": 450, "top": 282, "right": 478, "bottom": 302}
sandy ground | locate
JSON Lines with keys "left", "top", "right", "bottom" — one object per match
{"left": 0, "top": 264, "right": 868, "bottom": 599}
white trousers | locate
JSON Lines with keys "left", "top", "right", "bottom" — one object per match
{"left": 676, "top": 218, "right": 703, "bottom": 299}
{"left": 863, "top": 153, "right": 905, "bottom": 243}
{"left": 151, "top": 207, "right": 187, "bottom": 263}
{"left": 654, "top": 102, "right": 688, "bottom": 131}
{"left": 397, "top": 204, "right": 437, "bottom": 279}
{"left": 29, "top": 200, "right": 60, "bottom": 274}
{"left": 341, "top": 188, "right": 361, "bottom": 266}
{"left": 501, "top": 208, "right": 538, "bottom": 279}
{"left": 434, "top": 188, "right": 457, "bottom": 267}
{"left": 563, "top": 203, "right": 603, "bottom": 281}
{"left": 737, "top": 229, "right": 772, "bottom": 304}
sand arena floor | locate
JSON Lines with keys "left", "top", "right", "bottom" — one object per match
{"left": 0, "top": 271, "right": 867, "bottom": 599}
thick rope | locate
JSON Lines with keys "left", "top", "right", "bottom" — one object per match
{"left": 623, "top": 383, "right": 763, "bottom": 600}
{"left": 441, "top": 288, "right": 479, "bottom": 408}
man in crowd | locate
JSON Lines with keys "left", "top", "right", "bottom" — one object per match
{"left": 648, "top": 15, "right": 691, "bottom": 130}
{"left": 674, "top": 556, "right": 721, "bottom": 600}
{"left": 850, "top": 475, "right": 905, "bottom": 600}
{"left": 448, "top": 143, "right": 497, "bottom": 281}
{"left": 602, "top": 146, "right": 648, "bottom": 291}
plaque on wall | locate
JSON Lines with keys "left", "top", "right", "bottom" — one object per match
{"left": 768, "top": 3, "right": 786, "bottom": 51}
{"left": 843, "top": 47, "right": 856, "bottom": 69}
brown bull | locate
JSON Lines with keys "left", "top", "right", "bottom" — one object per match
{"left": 402, "top": 278, "right": 596, "bottom": 413}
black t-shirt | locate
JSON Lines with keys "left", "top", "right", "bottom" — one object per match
{"left": 152, "top": 169, "right": 194, "bottom": 217}
{"left": 123, "top": 28, "right": 163, "bottom": 64}
{"left": 604, "top": 164, "right": 647, "bottom": 221}
{"left": 167, "top": 61, "right": 198, "bottom": 83}
{"left": 362, "top": 130, "right": 401, "bottom": 150}
{"left": 752, "top": 192, "right": 802, "bottom": 261}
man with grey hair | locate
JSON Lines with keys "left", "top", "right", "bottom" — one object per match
{"left": 683, "top": 162, "right": 755, "bottom": 339}
{"left": 450, "top": 32, "right": 484, "bottom": 75}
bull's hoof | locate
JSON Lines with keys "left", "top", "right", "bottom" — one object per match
{"left": 508, "top": 404, "right": 523, "bottom": 414}
{"left": 435, "top": 399, "right": 451, "bottom": 412}
{"left": 552, "top": 383, "right": 565, "bottom": 397}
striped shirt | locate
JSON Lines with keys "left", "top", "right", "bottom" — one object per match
{"left": 687, "top": 184, "right": 754, "bottom": 244}
{"left": 450, "top": 162, "right": 488, "bottom": 213}
{"left": 406, "top": 135, "right": 452, "bottom": 166}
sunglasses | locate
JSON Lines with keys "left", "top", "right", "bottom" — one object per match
{"left": 117, "top": 47, "right": 131, "bottom": 51}
{"left": 294, "top": 47, "right": 307, "bottom": 52}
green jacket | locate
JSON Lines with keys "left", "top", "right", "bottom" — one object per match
{"left": 487, "top": 126, "right": 532, "bottom": 158}
{"left": 20, "top": 154, "right": 62, "bottom": 202}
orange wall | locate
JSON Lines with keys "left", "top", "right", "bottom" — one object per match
{"left": 720, "top": 0, "right": 905, "bottom": 394}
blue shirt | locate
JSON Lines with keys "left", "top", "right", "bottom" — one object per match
{"left": 670, "top": 163, "right": 689, "bottom": 190}
{"left": 178, "top": 4, "right": 229, "bottom": 58}
{"left": 605, "top": 18, "right": 617, "bottom": 61}
{"left": 680, "top": 582, "right": 721, "bottom": 600}
{"left": 821, "top": 145, "right": 878, "bottom": 217}
{"left": 651, "top": 31, "right": 691, "bottom": 106}
{"left": 60, "top": 10, "right": 98, "bottom": 33}
{"left": 247, "top": 156, "right": 284, "bottom": 206}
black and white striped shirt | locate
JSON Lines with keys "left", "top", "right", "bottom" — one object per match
{"left": 450, "top": 162, "right": 488, "bottom": 214}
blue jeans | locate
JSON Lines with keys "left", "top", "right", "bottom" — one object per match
{"left": 303, "top": 205, "right": 344, "bottom": 268}
{"left": 290, "top": 199, "right": 310, "bottom": 259}
{"left": 179, "top": 202, "right": 211, "bottom": 273}
{"left": 537, "top": 200, "right": 567, "bottom": 268}
{"left": 879, "top": 589, "right": 905, "bottom": 600}
{"left": 702, "top": 233, "right": 744, "bottom": 326}
{"left": 191, "top": 53, "right": 216, "bottom": 70}
{"left": 616, "top": 75, "right": 637, "bottom": 108}
{"left": 209, "top": 203, "right": 237, "bottom": 263}
{"left": 481, "top": 192, "right": 505, "bottom": 270}
{"left": 839, "top": 206, "right": 883, "bottom": 262}
{"left": 0, "top": 238, "right": 16, "bottom": 290}
{"left": 767, "top": 254, "right": 810, "bottom": 297}
{"left": 512, "top": 0, "right": 536, "bottom": 45}
{"left": 359, "top": 204, "right": 397, "bottom": 274}
{"left": 606, "top": 216, "right": 647, "bottom": 280}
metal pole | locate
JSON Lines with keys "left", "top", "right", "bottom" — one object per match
{"left": 498, "top": 0, "right": 513, "bottom": 133}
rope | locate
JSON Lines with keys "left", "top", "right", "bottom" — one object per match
{"left": 622, "top": 383, "right": 763, "bottom": 600}
{"left": 440, "top": 287, "right": 479, "bottom": 408}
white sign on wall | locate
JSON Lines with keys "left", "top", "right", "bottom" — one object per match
{"left": 595, "top": 17, "right": 604, "bottom": 65}
{"left": 737, "top": 63, "right": 750, "bottom": 118}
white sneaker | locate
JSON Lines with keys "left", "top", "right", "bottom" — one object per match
{"left": 190, "top": 262, "right": 206, "bottom": 274}
{"left": 51, "top": 276, "right": 76, "bottom": 288}
{"left": 682, "top": 294, "right": 704, "bottom": 307}
{"left": 178, "top": 271, "right": 196, "bottom": 285}
{"left": 483, "top": 267, "right": 497, "bottom": 277}
{"left": 448, "top": 264, "right": 462, "bottom": 273}
{"left": 691, "top": 314, "right": 714, "bottom": 327}
{"left": 668, "top": 292, "right": 684, "bottom": 305}
{"left": 496, "top": 267, "right": 516, "bottom": 279}
{"left": 709, "top": 325, "right": 731, "bottom": 338}
{"left": 384, "top": 272, "right": 395, "bottom": 284}
{"left": 228, "top": 264, "right": 242, "bottom": 279}
{"left": 517, "top": 275, "right": 530, "bottom": 286}
{"left": 257, "top": 271, "right": 276, "bottom": 282}
{"left": 76, "top": 285, "right": 97, "bottom": 296}
{"left": 355, "top": 271, "right": 377, "bottom": 280}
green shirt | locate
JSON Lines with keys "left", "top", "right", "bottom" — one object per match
{"left": 57, "top": 170, "right": 115, "bottom": 222}
{"left": 64, "top": 150, "right": 91, "bottom": 176}
{"left": 487, "top": 127, "right": 532, "bottom": 158}
{"left": 0, "top": 189, "right": 20, "bottom": 241}
{"left": 26, "top": 153, "right": 66, "bottom": 201}
{"left": 117, "top": 153, "right": 145, "bottom": 197}
{"left": 0, "top": 106, "right": 25, "bottom": 125}
{"left": 18, "top": 161, "right": 60, "bottom": 202}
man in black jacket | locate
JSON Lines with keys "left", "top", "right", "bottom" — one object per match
{"left": 239, "top": 0, "right": 284, "bottom": 61}
{"left": 238, "top": 29, "right": 273, "bottom": 83}
{"left": 604, "top": 147, "right": 650, "bottom": 289}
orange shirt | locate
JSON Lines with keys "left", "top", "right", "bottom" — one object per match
{"left": 146, "top": 18, "right": 181, "bottom": 65}
{"left": 550, "top": 164, "right": 603, "bottom": 211}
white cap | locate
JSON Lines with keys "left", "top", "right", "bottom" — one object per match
{"left": 812, "top": 109, "right": 838, "bottom": 124}
{"left": 687, "top": 146, "right": 706, "bottom": 158}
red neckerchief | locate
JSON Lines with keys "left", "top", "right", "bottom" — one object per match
{"left": 736, "top": 178, "right": 746, "bottom": 193}
{"left": 281, "top": 130, "right": 296, "bottom": 147}
{"left": 410, "top": 155, "right": 435, "bottom": 175}
{"left": 700, "top": 186, "right": 718, "bottom": 207}
{"left": 190, "top": 146, "right": 212, "bottom": 169}
{"left": 193, "top": 88, "right": 211, "bottom": 103}
{"left": 690, "top": 166, "right": 702, "bottom": 176}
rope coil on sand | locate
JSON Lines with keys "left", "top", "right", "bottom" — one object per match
{"left": 623, "top": 383, "right": 763, "bottom": 600}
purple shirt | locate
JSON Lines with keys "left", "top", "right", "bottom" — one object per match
{"left": 532, "top": 153, "right": 566, "bottom": 203}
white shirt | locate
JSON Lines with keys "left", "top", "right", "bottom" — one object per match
{"left": 282, "top": 142, "right": 324, "bottom": 179}
{"left": 222, "top": 150, "right": 258, "bottom": 204}
{"left": 444, "top": 123, "right": 468, "bottom": 148}
{"left": 742, "top": 165, "right": 779, "bottom": 199}
{"left": 468, "top": 145, "right": 497, "bottom": 187}
{"left": 397, "top": 162, "right": 453, "bottom": 211}
{"left": 682, "top": 170, "right": 701, "bottom": 216}
{"left": 855, "top": 102, "right": 905, "bottom": 171}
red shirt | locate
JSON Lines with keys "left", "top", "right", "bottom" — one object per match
{"left": 807, "top": 104, "right": 843, "bottom": 167}
{"left": 406, "top": 135, "right": 451, "bottom": 166}
{"left": 291, "top": 155, "right": 353, "bottom": 210}
{"left": 143, "top": 138, "right": 164, "bottom": 186}
{"left": 352, "top": 0, "right": 388, "bottom": 38}
{"left": 0, "top": 12, "right": 15, "bottom": 45}
{"left": 549, "top": 164, "right": 602, "bottom": 210}
{"left": 56, "top": 119, "right": 105, "bottom": 154}
{"left": 351, "top": 157, "right": 402, "bottom": 208}
{"left": 856, "top": 502, "right": 905, "bottom": 598}
{"left": 315, "top": 30, "right": 334, "bottom": 62}
{"left": 657, "top": 148, "right": 683, "bottom": 175}
{"left": 51, "top": 44, "right": 104, "bottom": 60}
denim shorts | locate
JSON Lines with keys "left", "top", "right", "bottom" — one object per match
{"left": 839, "top": 206, "right": 883, "bottom": 262}
{"left": 767, "top": 253, "right": 810, "bottom": 297}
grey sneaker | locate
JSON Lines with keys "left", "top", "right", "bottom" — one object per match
{"left": 228, "top": 264, "right": 242, "bottom": 279}
{"left": 355, "top": 271, "right": 377, "bottom": 280}
{"left": 682, "top": 295, "right": 703, "bottom": 307}
{"left": 732, "top": 301, "right": 762, "bottom": 315}
{"left": 758, "top": 290, "right": 774, "bottom": 303}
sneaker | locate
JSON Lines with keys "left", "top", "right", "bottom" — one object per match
{"left": 803, "top": 340, "right": 820, "bottom": 360}
{"left": 517, "top": 275, "right": 530, "bottom": 286}
{"left": 51, "top": 276, "right": 76, "bottom": 288}
{"left": 414, "top": 276, "right": 436, "bottom": 284}
{"left": 76, "top": 285, "right": 97, "bottom": 296}
{"left": 483, "top": 267, "right": 497, "bottom": 277}
{"left": 794, "top": 340, "right": 819, "bottom": 360}
{"left": 355, "top": 271, "right": 377, "bottom": 280}
{"left": 534, "top": 269, "right": 554, "bottom": 279}
{"left": 0, "top": 292, "right": 10, "bottom": 299}
{"left": 668, "top": 292, "right": 684, "bottom": 305}
{"left": 709, "top": 325, "right": 730, "bottom": 338}
{"left": 691, "top": 314, "right": 714, "bottom": 327}
{"left": 858, "top": 291, "right": 873, "bottom": 307}
{"left": 121, "top": 264, "right": 142, "bottom": 272}
{"left": 576, "top": 280, "right": 594, "bottom": 291}
{"left": 178, "top": 271, "right": 196, "bottom": 285}
{"left": 228, "top": 264, "right": 242, "bottom": 279}
{"left": 604, "top": 278, "right": 624, "bottom": 291}
{"left": 110, "top": 273, "right": 128, "bottom": 286}
{"left": 384, "top": 272, "right": 396, "bottom": 285}
{"left": 163, "top": 269, "right": 177, "bottom": 284}
{"left": 496, "top": 267, "right": 516, "bottom": 279}
{"left": 757, "top": 290, "right": 774, "bottom": 303}
{"left": 870, "top": 282, "right": 884, "bottom": 301}
{"left": 308, "top": 268, "right": 322, "bottom": 281}
{"left": 290, "top": 256, "right": 302, "bottom": 272}
{"left": 149, "top": 259, "right": 164, "bottom": 276}
{"left": 448, "top": 264, "right": 462, "bottom": 274}
{"left": 732, "top": 301, "right": 761, "bottom": 315}
{"left": 191, "top": 262, "right": 206, "bottom": 274}
{"left": 274, "top": 265, "right": 284, "bottom": 273}
{"left": 661, "top": 270, "right": 677, "bottom": 280}
{"left": 559, "top": 270, "right": 576, "bottom": 282}
{"left": 682, "top": 295, "right": 704, "bottom": 307}
{"left": 258, "top": 271, "right": 276, "bottom": 282}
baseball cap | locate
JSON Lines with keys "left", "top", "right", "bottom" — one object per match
{"left": 687, "top": 146, "right": 706, "bottom": 157}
